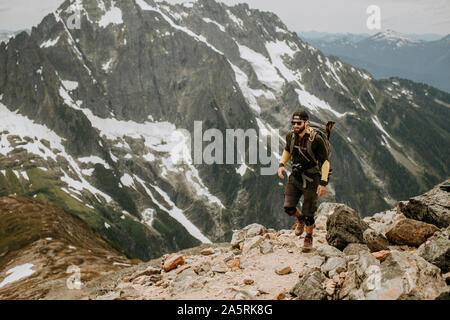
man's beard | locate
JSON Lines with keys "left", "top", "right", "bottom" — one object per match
{"left": 294, "top": 125, "right": 305, "bottom": 134}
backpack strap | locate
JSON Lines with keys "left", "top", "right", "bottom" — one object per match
{"left": 306, "top": 130, "right": 318, "bottom": 165}
{"left": 289, "top": 130, "right": 295, "bottom": 164}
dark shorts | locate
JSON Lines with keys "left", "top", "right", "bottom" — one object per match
{"left": 284, "top": 173, "right": 320, "bottom": 217}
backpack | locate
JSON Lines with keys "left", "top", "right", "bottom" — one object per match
{"left": 289, "top": 121, "right": 335, "bottom": 178}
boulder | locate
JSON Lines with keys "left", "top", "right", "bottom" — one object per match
{"left": 317, "top": 245, "right": 345, "bottom": 259}
{"left": 244, "top": 223, "right": 266, "bottom": 238}
{"left": 398, "top": 180, "right": 450, "bottom": 228}
{"left": 417, "top": 228, "right": 450, "bottom": 273}
{"left": 361, "top": 250, "right": 446, "bottom": 300}
{"left": 230, "top": 229, "right": 246, "bottom": 248}
{"left": 385, "top": 218, "right": 439, "bottom": 247}
{"left": 326, "top": 204, "right": 369, "bottom": 250}
{"left": 320, "top": 256, "right": 347, "bottom": 277}
{"left": 315, "top": 202, "right": 341, "bottom": 230}
{"left": 363, "top": 228, "right": 390, "bottom": 252}
{"left": 291, "top": 271, "right": 327, "bottom": 300}
{"left": 343, "top": 243, "right": 370, "bottom": 256}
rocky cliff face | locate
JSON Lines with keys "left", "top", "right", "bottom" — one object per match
{"left": 0, "top": 0, "right": 449, "bottom": 261}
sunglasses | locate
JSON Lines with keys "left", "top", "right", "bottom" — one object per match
{"left": 291, "top": 120, "right": 305, "bottom": 126}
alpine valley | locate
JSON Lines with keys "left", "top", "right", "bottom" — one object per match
{"left": 0, "top": 0, "right": 449, "bottom": 262}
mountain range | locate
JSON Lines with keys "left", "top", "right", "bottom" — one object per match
{"left": 300, "top": 29, "right": 450, "bottom": 93}
{"left": 0, "top": 0, "right": 448, "bottom": 262}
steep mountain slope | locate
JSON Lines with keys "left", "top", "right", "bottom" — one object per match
{"left": 305, "top": 30, "right": 450, "bottom": 93}
{"left": 0, "top": 195, "right": 138, "bottom": 299}
{"left": 0, "top": 0, "right": 448, "bottom": 261}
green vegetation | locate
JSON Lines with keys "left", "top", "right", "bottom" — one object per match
{"left": 92, "top": 164, "right": 138, "bottom": 217}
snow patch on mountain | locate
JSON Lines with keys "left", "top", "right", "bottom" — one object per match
{"left": 62, "top": 80, "right": 78, "bottom": 91}
{"left": 136, "top": 0, "right": 224, "bottom": 55}
{"left": 237, "top": 43, "right": 284, "bottom": 91}
{"left": 202, "top": 18, "right": 226, "bottom": 32}
{"left": 0, "top": 263, "right": 36, "bottom": 289}
{"left": 98, "top": 0, "right": 123, "bottom": 28}
{"left": 40, "top": 36, "right": 60, "bottom": 48}
{"left": 265, "top": 40, "right": 302, "bottom": 84}
{"left": 295, "top": 89, "right": 348, "bottom": 118}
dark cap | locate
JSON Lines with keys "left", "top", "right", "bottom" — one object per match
{"left": 292, "top": 110, "right": 309, "bottom": 120}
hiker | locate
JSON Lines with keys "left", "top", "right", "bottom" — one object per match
{"left": 277, "top": 110, "right": 333, "bottom": 251}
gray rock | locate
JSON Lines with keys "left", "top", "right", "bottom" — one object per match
{"left": 231, "top": 229, "right": 246, "bottom": 249}
{"left": 361, "top": 250, "right": 446, "bottom": 300}
{"left": 320, "top": 256, "right": 347, "bottom": 276}
{"left": 326, "top": 204, "right": 370, "bottom": 250}
{"left": 417, "top": 229, "right": 450, "bottom": 273}
{"left": 398, "top": 182, "right": 450, "bottom": 228}
{"left": 356, "top": 251, "right": 380, "bottom": 278}
{"left": 291, "top": 271, "right": 327, "bottom": 300}
{"left": 245, "top": 223, "right": 266, "bottom": 238}
{"left": 343, "top": 243, "right": 370, "bottom": 256}
{"left": 242, "top": 235, "right": 264, "bottom": 255}
{"left": 363, "top": 228, "right": 390, "bottom": 252}
{"left": 305, "top": 255, "right": 326, "bottom": 269}
{"left": 170, "top": 268, "right": 202, "bottom": 295}
{"left": 259, "top": 240, "right": 274, "bottom": 254}
{"left": 344, "top": 254, "right": 359, "bottom": 263}
{"left": 317, "top": 245, "right": 345, "bottom": 259}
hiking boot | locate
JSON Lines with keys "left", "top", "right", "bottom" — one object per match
{"left": 294, "top": 219, "right": 305, "bottom": 236}
{"left": 291, "top": 208, "right": 304, "bottom": 236}
{"left": 302, "top": 224, "right": 315, "bottom": 252}
{"left": 302, "top": 234, "right": 313, "bottom": 252}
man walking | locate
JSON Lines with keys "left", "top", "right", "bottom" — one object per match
{"left": 278, "top": 110, "right": 330, "bottom": 251}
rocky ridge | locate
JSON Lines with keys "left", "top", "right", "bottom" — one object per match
{"left": 9, "top": 179, "right": 445, "bottom": 300}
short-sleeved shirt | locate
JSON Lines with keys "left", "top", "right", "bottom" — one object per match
{"left": 285, "top": 130, "right": 328, "bottom": 167}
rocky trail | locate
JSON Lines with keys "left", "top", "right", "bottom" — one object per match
{"left": 44, "top": 180, "right": 449, "bottom": 300}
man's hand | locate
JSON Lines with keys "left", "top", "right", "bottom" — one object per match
{"left": 278, "top": 166, "right": 288, "bottom": 179}
{"left": 317, "top": 185, "right": 326, "bottom": 197}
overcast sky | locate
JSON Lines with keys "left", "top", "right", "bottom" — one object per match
{"left": 0, "top": 0, "right": 448, "bottom": 35}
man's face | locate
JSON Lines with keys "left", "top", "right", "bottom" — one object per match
{"left": 292, "top": 116, "right": 308, "bottom": 133}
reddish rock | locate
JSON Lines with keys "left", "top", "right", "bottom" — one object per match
{"left": 226, "top": 258, "right": 241, "bottom": 270}
{"left": 163, "top": 254, "right": 185, "bottom": 272}
{"left": 372, "top": 250, "right": 391, "bottom": 262}
{"left": 275, "top": 265, "right": 292, "bottom": 275}
{"left": 386, "top": 218, "right": 439, "bottom": 247}
{"left": 276, "top": 292, "right": 286, "bottom": 300}
{"left": 200, "top": 248, "right": 215, "bottom": 255}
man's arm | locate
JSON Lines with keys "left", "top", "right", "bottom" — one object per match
{"left": 279, "top": 149, "right": 291, "bottom": 167}
{"left": 320, "top": 160, "right": 330, "bottom": 186}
